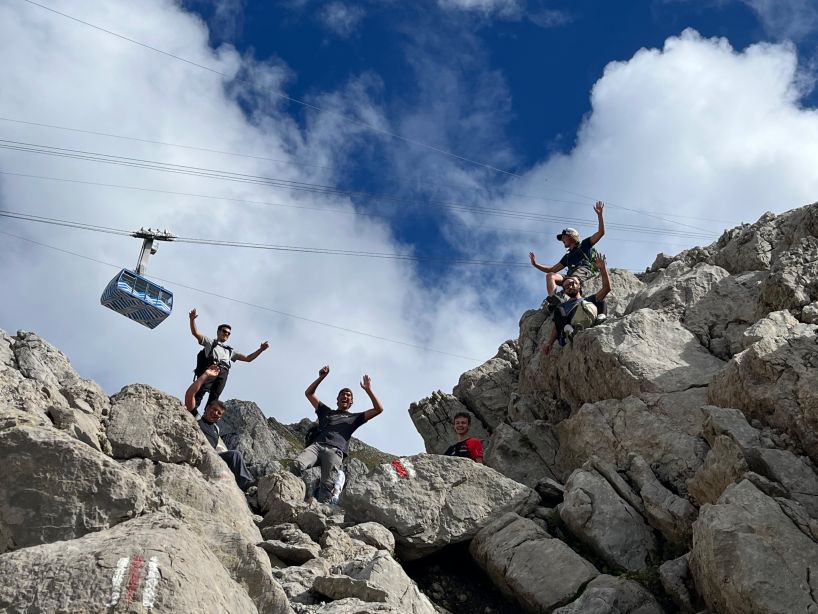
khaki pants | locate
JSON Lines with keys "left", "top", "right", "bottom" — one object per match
{"left": 291, "top": 443, "right": 343, "bottom": 502}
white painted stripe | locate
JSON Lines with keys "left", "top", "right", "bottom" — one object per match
{"left": 401, "top": 459, "right": 417, "bottom": 478}
{"left": 106, "top": 557, "right": 130, "bottom": 607}
{"left": 142, "top": 557, "right": 161, "bottom": 608}
{"left": 385, "top": 466, "right": 399, "bottom": 482}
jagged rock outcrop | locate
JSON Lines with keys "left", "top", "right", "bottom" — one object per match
{"left": 342, "top": 454, "right": 539, "bottom": 560}
{"left": 222, "top": 399, "right": 295, "bottom": 477}
{"left": 408, "top": 391, "right": 489, "bottom": 454}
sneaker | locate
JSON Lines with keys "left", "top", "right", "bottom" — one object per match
{"left": 594, "top": 314, "right": 607, "bottom": 325}
{"left": 245, "top": 485, "right": 258, "bottom": 496}
{"left": 563, "top": 324, "right": 575, "bottom": 339}
{"left": 546, "top": 294, "right": 562, "bottom": 308}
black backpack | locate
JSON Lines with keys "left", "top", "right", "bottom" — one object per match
{"left": 193, "top": 341, "right": 232, "bottom": 378}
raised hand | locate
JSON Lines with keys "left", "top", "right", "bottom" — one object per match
{"left": 360, "top": 374, "right": 372, "bottom": 392}
{"left": 529, "top": 252, "right": 537, "bottom": 266}
{"left": 594, "top": 252, "right": 607, "bottom": 268}
{"left": 319, "top": 365, "right": 330, "bottom": 378}
{"left": 259, "top": 341, "right": 269, "bottom": 351}
{"left": 594, "top": 201, "right": 605, "bottom": 215}
{"left": 189, "top": 308, "right": 198, "bottom": 320}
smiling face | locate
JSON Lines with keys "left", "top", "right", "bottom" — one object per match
{"left": 217, "top": 325, "right": 231, "bottom": 343}
{"left": 336, "top": 388, "right": 353, "bottom": 411}
{"left": 563, "top": 276, "right": 582, "bottom": 297}
{"left": 561, "top": 235, "right": 578, "bottom": 249}
{"left": 453, "top": 416, "right": 470, "bottom": 436}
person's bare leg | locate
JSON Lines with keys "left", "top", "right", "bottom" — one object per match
{"left": 546, "top": 273, "right": 563, "bottom": 296}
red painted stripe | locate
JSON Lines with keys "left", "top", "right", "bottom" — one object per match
{"left": 391, "top": 459, "right": 409, "bottom": 478}
{"left": 124, "top": 554, "right": 145, "bottom": 603}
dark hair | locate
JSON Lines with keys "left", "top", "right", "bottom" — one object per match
{"left": 337, "top": 387, "right": 353, "bottom": 398}
{"left": 207, "top": 400, "right": 227, "bottom": 412}
{"left": 217, "top": 324, "right": 232, "bottom": 332}
{"left": 565, "top": 276, "right": 582, "bottom": 287}
{"left": 453, "top": 411, "right": 471, "bottom": 424}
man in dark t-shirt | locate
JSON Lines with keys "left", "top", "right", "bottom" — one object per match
{"left": 443, "top": 412, "right": 484, "bottom": 463}
{"left": 291, "top": 365, "right": 384, "bottom": 502}
{"left": 543, "top": 254, "right": 611, "bottom": 355}
{"left": 529, "top": 201, "right": 606, "bottom": 308}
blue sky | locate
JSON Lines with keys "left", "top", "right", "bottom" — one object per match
{"left": 1, "top": 0, "right": 818, "bottom": 454}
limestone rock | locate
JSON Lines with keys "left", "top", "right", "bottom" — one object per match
{"left": 553, "top": 574, "right": 666, "bottom": 614}
{"left": 260, "top": 524, "right": 321, "bottom": 565}
{"left": 345, "top": 522, "right": 396, "bottom": 554}
{"left": 46, "top": 403, "right": 109, "bottom": 453}
{"left": 312, "top": 575, "right": 389, "bottom": 603}
{"left": 484, "top": 420, "right": 560, "bottom": 488}
{"left": 687, "top": 435, "right": 748, "bottom": 506}
{"left": 556, "top": 396, "right": 708, "bottom": 495}
{"left": 626, "top": 454, "right": 697, "bottom": 547}
{"left": 222, "top": 400, "right": 295, "bottom": 478}
{"left": 106, "top": 384, "right": 204, "bottom": 464}
{"left": 659, "top": 554, "right": 697, "bottom": 614}
{"left": 803, "top": 300, "right": 818, "bottom": 324}
{"left": 258, "top": 470, "right": 307, "bottom": 514}
{"left": 585, "top": 268, "right": 646, "bottom": 318}
{"left": 626, "top": 261, "right": 729, "bottom": 317}
{"left": 0, "top": 512, "right": 266, "bottom": 613}
{"left": 452, "top": 341, "right": 517, "bottom": 430}
{"left": 470, "top": 512, "right": 598, "bottom": 611}
{"left": 682, "top": 270, "right": 766, "bottom": 359}
{"left": 691, "top": 479, "right": 818, "bottom": 614}
{"left": 0, "top": 423, "right": 147, "bottom": 553}
{"left": 708, "top": 312, "right": 818, "bottom": 461}
{"left": 408, "top": 391, "right": 488, "bottom": 454}
{"left": 342, "top": 454, "right": 538, "bottom": 560}
{"left": 744, "top": 447, "right": 818, "bottom": 519}
{"left": 560, "top": 463, "right": 657, "bottom": 571}
{"left": 756, "top": 236, "right": 818, "bottom": 316}
{"left": 540, "top": 309, "right": 724, "bottom": 410}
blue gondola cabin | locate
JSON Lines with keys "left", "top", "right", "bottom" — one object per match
{"left": 100, "top": 269, "right": 173, "bottom": 329}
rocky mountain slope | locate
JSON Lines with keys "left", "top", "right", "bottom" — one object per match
{"left": 410, "top": 202, "right": 818, "bottom": 613}
{"left": 0, "top": 202, "right": 816, "bottom": 613}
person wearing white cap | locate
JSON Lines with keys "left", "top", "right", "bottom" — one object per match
{"left": 529, "top": 201, "right": 606, "bottom": 308}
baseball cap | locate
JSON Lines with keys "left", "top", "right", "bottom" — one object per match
{"left": 556, "top": 228, "right": 580, "bottom": 241}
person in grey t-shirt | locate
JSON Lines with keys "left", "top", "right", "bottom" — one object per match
{"left": 188, "top": 308, "right": 269, "bottom": 410}
{"left": 290, "top": 365, "right": 384, "bottom": 503}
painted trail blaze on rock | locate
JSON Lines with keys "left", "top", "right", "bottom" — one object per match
{"left": 390, "top": 458, "right": 416, "bottom": 480}
{"left": 106, "top": 553, "right": 160, "bottom": 609}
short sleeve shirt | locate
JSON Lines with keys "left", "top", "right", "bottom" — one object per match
{"left": 444, "top": 438, "right": 484, "bottom": 461}
{"left": 314, "top": 402, "right": 367, "bottom": 454}
{"left": 559, "top": 237, "right": 596, "bottom": 272}
{"left": 198, "top": 416, "right": 228, "bottom": 453}
{"left": 200, "top": 335, "right": 236, "bottom": 368}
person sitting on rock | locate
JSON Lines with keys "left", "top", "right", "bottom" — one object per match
{"left": 291, "top": 365, "right": 384, "bottom": 503}
{"left": 188, "top": 308, "right": 269, "bottom": 410}
{"left": 184, "top": 364, "right": 255, "bottom": 492}
{"left": 543, "top": 254, "right": 611, "bottom": 355}
{"left": 443, "top": 412, "right": 484, "bottom": 463}
{"left": 529, "top": 201, "right": 606, "bottom": 308}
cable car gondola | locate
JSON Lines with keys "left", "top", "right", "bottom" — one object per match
{"left": 100, "top": 228, "right": 176, "bottom": 329}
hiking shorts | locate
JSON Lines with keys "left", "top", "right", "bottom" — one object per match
{"left": 564, "top": 265, "right": 595, "bottom": 283}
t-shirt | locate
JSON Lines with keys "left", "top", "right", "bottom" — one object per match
{"left": 444, "top": 438, "right": 484, "bottom": 461}
{"left": 314, "top": 402, "right": 367, "bottom": 454}
{"left": 197, "top": 416, "right": 228, "bottom": 453}
{"left": 559, "top": 237, "right": 597, "bottom": 273}
{"left": 200, "top": 336, "right": 236, "bottom": 369}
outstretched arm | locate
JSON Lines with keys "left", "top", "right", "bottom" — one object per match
{"left": 529, "top": 252, "right": 563, "bottom": 274}
{"left": 189, "top": 309, "right": 204, "bottom": 344}
{"left": 589, "top": 201, "right": 605, "bottom": 245}
{"left": 184, "top": 365, "right": 220, "bottom": 411}
{"left": 360, "top": 375, "right": 384, "bottom": 421}
{"left": 234, "top": 341, "right": 269, "bottom": 362}
{"left": 594, "top": 254, "right": 612, "bottom": 302}
{"left": 305, "top": 365, "right": 329, "bottom": 410}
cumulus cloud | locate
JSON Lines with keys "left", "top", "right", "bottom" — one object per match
{"left": 0, "top": 0, "right": 512, "bottom": 455}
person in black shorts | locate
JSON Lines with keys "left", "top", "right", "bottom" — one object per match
{"left": 543, "top": 253, "right": 611, "bottom": 355}
{"left": 443, "top": 412, "right": 484, "bottom": 463}
{"left": 291, "top": 365, "right": 384, "bottom": 502}
{"left": 529, "top": 201, "right": 606, "bottom": 308}
{"left": 188, "top": 309, "right": 269, "bottom": 410}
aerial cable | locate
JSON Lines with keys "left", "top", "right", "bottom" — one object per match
{"left": 0, "top": 115, "right": 736, "bottom": 226}
{"left": 21, "top": 0, "right": 519, "bottom": 179}
{"left": 0, "top": 229, "right": 482, "bottom": 362}
{"left": 0, "top": 142, "right": 715, "bottom": 239}
{"left": 0, "top": 171, "right": 714, "bottom": 247}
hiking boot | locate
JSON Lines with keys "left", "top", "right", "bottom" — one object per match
{"left": 546, "top": 294, "right": 562, "bottom": 308}
{"left": 594, "top": 314, "right": 607, "bottom": 325}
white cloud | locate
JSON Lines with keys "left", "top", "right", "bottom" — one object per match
{"left": 0, "top": 0, "right": 513, "bottom": 456}
{"left": 318, "top": 2, "right": 366, "bottom": 38}
{"left": 437, "top": 0, "right": 523, "bottom": 18}
{"left": 740, "top": 0, "right": 818, "bottom": 42}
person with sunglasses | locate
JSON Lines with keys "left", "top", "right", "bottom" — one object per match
{"left": 529, "top": 201, "right": 606, "bottom": 309}
{"left": 188, "top": 308, "right": 269, "bottom": 411}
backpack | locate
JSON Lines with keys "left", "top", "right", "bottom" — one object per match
{"left": 193, "top": 341, "right": 232, "bottom": 378}
{"left": 570, "top": 300, "right": 598, "bottom": 329}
